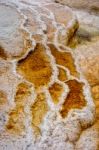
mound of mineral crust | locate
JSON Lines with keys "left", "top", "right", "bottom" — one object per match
{"left": 0, "top": 0, "right": 98, "bottom": 150}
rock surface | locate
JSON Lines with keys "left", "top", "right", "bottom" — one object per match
{"left": 55, "top": 0, "right": 99, "bottom": 149}
{"left": 55, "top": 0, "right": 99, "bottom": 14}
{"left": 0, "top": 0, "right": 98, "bottom": 150}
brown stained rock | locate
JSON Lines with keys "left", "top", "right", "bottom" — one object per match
{"left": 6, "top": 82, "right": 31, "bottom": 135}
{"left": 32, "top": 34, "right": 44, "bottom": 43}
{"left": 58, "top": 67, "right": 68, "bottom": 81}
{"left": 31, "top": 93, "right": 49, "bottom": 136}
{"left": 49, "top": 82, "right": 63, "bottom": 104}
{"left": 60, "top": 79, "right": 86, "bottom": 118}
{"left": 0, "top": 45, "right": 7, "bottom": 60}
{"left": 69, "top": 26, "right": 99, "bottom": 48}
{"left": 15, "top": 82, "right": 32, "bottom": 105}
{"left": 58, "top": 21, "right": 79, "bottom": 46}
{"left": 92, "top": 85, "right": 99, "bottom": 101}
{"left": 48, "top": 44, "right": 79, "bottom": 77}
{"left": 0, "top": 90, "right": 7, "bottom": 107}
{"left": 6, "top": 106, "right": 25, "bottom": 135}
{"left": 17, "top": 43, "right": 52, "bottom": 89}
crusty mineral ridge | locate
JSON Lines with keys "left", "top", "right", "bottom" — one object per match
{"left": 0, "top": 0, "right": 98, "bottom": 150}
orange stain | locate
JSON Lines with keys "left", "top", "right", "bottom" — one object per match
{"left": 58, "top": 67, "right": 68, "bottom": 81}
{"left": 48, "top": 44, "right": 79, "bottom": 77}
{"left": 31, "top": 93, "right": 49, "bottom": 136}
{"left": 6, "top": 105, "right": 25, "bottom": 135}
{"left": 0, "top": 90, "right": 7, "bottom": 107}
{"left": 0, "top": 45, "right": 7, "bottom": 59}
{"left": 15, "top": 82, "right": 31, "bottom": 105}
{"left": 49, "top": 82, "right": 63, "bottom": 104}
{"left": 60, "top": 79, "right": 86, "bottom": 118}
{"left": 17, "top": 43, "right": 52, "bottom": 89}
{"left": 6, "top": 82, "right": 31, "bottom": 135}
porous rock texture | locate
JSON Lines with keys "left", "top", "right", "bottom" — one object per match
{"left": 0, "top": 0, "right": 98, "bottom": 150}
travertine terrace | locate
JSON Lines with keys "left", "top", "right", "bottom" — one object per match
{"left": 0, "top": 0, "right": 98, "bottom": 150}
